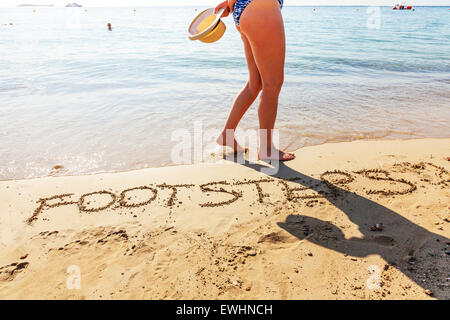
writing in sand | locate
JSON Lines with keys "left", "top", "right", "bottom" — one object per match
{"left": 27, "top": 161, "right": 448, "bottom": 224}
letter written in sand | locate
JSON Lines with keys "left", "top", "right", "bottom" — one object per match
{"left": 279, "top": 178, "right": 324, "bottom": 202}
{"left": 235, "top": 178, "right": 274, "bottom": 203}
{"left": 157, "top": 183, "right": 195, "bottom": 207}
{"left": 199, "top": 181, "right": 242, "bottom": 208}
{"left": 119, "top": 186, "right": 158, "bottom": 208}
{"left": 78, "top": 191, "right": 117, "bottom": 212}
{"left": 28, "top": 193, "right": 78, "bottom": 224}
{"left": 355, "top": 169, "right": 416, "bottom": 196}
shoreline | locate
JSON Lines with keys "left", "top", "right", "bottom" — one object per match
{"left": 0, "top": 138, "right": 449, "bottom": 299}
{"left": 2, "top": 136, "right": 449, "bottom": 183}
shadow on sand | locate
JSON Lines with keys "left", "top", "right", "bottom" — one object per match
{"left": 237, "top": 158, "right": 449, "bottom": 299}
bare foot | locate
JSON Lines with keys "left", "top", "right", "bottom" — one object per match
{"left": 259, "top": 149, "right": 295, "bottom": 161}
{"left": 216, "top": 132, "right": 247, "bottom": 153}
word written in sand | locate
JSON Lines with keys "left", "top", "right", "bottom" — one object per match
{"left": 27, "top": 162, "right": 449, "bottom": 224}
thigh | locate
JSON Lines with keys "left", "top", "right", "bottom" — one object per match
{"left": 239, "top": 0, "right": 285, "bottom": 87}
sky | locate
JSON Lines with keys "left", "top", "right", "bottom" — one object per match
{"left": 3, "top": 0, "right": 450, "bottom": 7}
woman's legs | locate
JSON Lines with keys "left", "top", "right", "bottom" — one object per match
{"left": 216, "top": 31, "right": 262, "bottom": 152}
{"left": 239, "top": 0, "right": 294, "bottom": 160}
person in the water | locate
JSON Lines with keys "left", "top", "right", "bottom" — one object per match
{"left": 215, "top": 0, "right": 295, "bottom": 161}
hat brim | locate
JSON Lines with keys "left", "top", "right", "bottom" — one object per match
{"left": 188, "top": 8, "right": 224, "bottom": 41}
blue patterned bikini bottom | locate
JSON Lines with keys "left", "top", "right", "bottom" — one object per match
{"left": 233, "top": 0, "right": 284, "bottom": 26}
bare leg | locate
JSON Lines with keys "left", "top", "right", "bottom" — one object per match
{"left": 239, "top": 0, "right": 295, "bottom": 161}
{"left": 216, "top": 30, "right": 262, "bottom": 152}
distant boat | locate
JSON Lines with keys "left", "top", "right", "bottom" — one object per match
{"left": 66, "top": 3, "right": 82, "bottom": 7}
{"left": 393, "top": 4, "right": 413, "bottom": 10}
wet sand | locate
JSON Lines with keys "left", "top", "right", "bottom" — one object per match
{"left": 0, "top": 138, "right": 449, "bottom": 299}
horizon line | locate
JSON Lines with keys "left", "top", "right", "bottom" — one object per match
{"left": 5, "top": 4, "right": 450, "bottom": 7}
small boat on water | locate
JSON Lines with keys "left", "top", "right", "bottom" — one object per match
{"left": 393, "top": 4, "right": 413, "bottom": 10}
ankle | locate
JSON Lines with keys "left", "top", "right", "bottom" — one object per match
{"left": 259, "top": 145, "right": 276, "bottom": 157}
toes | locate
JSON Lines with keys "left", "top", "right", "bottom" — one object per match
{"left": 257, "top": 151, "right": 295, "bottom": 161}
{"left": 281, "top": 152, "right": 295, "bottom": 161}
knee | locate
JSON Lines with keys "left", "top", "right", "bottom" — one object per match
{"left": 246, "top": 78, "right": 262, "bottom": 97}
{"left": 262, "top": 75, "right": 284, "bottom": 96}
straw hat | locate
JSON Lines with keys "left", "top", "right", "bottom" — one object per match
{"left": 188, "top": 8, "right": 226, "bottom": 43}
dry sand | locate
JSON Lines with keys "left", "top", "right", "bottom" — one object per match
{"left": 0, "top": 138, "right": 449, "bottom": 300}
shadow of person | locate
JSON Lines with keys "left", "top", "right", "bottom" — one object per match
{"left": 240, "top": 159, "right": 449, "bottom": 298}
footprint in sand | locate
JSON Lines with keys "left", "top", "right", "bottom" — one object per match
{"left": 257, "top": 231, "right": 297, "bottom": 244}
{"left": 349, "top": 235, "right": 398, "bottom": 248}
{"left": 369, "top": 235, "right": 397, "bottom": 247}
{"left": 0, "top": 262, "right": 29, "bottom": 281}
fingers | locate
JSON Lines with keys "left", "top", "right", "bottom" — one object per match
{"left": 214, "top": 2, "right": 227, "bottom": 14}
{"left": 216, "top": 1, "right": 232, "bottom": 15}
{"left": 221, "top": 7, "right": 230, "bottom": 18}
{"left": 215, "top": 3, "right": 230, "bottom": 18}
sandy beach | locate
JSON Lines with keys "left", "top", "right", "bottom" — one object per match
{"left": 0, "top": 138, "right": 449, "bottom": 300}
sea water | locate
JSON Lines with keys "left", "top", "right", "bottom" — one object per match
{"left": 0, "top": 6, "right": 449, "bottom": 180}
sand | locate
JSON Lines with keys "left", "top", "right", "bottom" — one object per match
{"left": 0, "top": 138, "right": 449, "bottom": 300}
